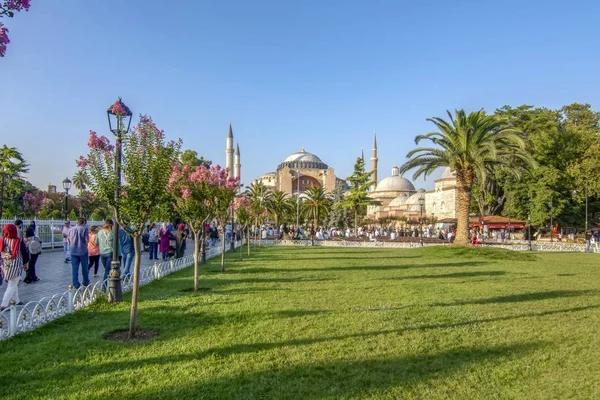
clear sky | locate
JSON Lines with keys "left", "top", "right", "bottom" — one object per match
{"left": 2, "top": 0, "right": 600, "bottom": 194}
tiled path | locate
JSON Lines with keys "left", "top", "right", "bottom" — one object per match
{"left": 3, "top": 249, "right": 162, "bottom": 305}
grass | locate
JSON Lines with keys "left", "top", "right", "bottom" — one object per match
{"left": 1, "top": 246, "right": 599, "bottom": 399}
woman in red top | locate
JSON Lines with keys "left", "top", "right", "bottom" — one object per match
{"left": 1, "top": 224, "right": 30, "bottom": 310}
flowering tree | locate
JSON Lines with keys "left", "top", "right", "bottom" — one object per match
{"left": 23, "top": 191, "right": 44, "bottom": 217}
{"left": 0, "top": 0, "right": 31, "bottom": 57}
{"left": 77, "top": 111, "right": 180, "bottom": 338}
{"left": 167, "top": 164, "right": 225, "bottom": 291}
{"left": 208, "top": 168, "right": 239, "bottom": 272}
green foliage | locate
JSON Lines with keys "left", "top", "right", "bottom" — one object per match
{"left": 50, "top": 209, "right": 61, "bottom": 219}
{"left": 340, "top": 157, "right": 378, "bottom": 232}
{"left": 0, "top": 145, "right": 29, "bottom": 219}
{"left": 301, "top": 186, "right": 332, "bottom": 229}
{"left": 268, "top": 190, "right": 290, "bottom": 226}
{"left": 68, "top": 208, "right": 77, "bottom": 220}
{"left": 328, "top": 182, "right": 351, "bottom": 228}
{"left": 246, "top": 182, "right": 273, "bottom": 224}
{"left": 180, "top": 149, "right": 211, "bottom": 169}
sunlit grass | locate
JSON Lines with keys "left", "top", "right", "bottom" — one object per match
{"left": 0, "top": 246, "right": 599, "bottom": 399}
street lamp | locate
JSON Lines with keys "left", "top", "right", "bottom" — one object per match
{"left": 62, "top": 177, "right": 72, "bottom": 220}
{"left": 106, "top": 98, "right": 133, "bottom": 303}
{"left": 418, "top": 194, "right": 425, "bottom": 246}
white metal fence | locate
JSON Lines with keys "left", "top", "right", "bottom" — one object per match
{"left": 0, "top": 240, "right": 243, "bottom": 340}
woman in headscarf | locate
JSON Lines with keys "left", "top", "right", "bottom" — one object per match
{"left": 159, "top": 223, "right": 173, "bottom": 260}
{"left": 175, "top": 223, "right": 187, "bottom": 259}
{"left": 1, "top": 224, "right": 30, "bottom": 311}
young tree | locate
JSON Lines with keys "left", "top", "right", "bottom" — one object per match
{"left": 268, "top": 190, "right": 290, "bottom": 227}
{"left": 339, "top": 157, "right": 376, "bottom": 235}
{"left": 234, "top": 196, "right": 252, "bottom": 256}
{"left": 77, "top": 113, "right": 181, "bottom": 338}
{"left": 399, "top": 109, "right": 535, "bottom": 245}
{"left": 210, "top": 169, "right": 239, "bottom": 272}
{"left": 0, "top": 0, "right": 31, "bottom": 57}
{"left": 72, "top": 170, "right": 89, "bottom": 192}
{"left": 180, "top": 149, "right": 212, "bottom": 169}
{"left": 168, "top": 164, "right": 228, "bottom": 290}
{"left": 246, "top": 182, "right": 273, "bottom": 245}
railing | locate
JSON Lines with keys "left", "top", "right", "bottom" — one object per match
{"left": 0, "top": 239, "right": 243, "bottom": 340}
{"left": 251, "top": 238, "right": 597, "bottom": 252}
{"left": 0, "top": 219, "right": 105, "bottom": 250}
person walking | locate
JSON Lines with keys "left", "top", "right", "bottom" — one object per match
{"left": 88, "top": 226, "right": 101, "bottom": 277}
{"left": 119, "top": 227, "right": 134, "bottom": 278}
{"left": 148, "top": 223, "right": 159, "bottom": 260}
{"left": 96, "top": 220, "right": 114, "bottom": 282}
{"left": 68, "top": 218, "right": 90, "bottom": 289}
{"left": 175, "top": 224, "right": 187, "bottom": 259}
{"left": 0, "top": 224, "right": 29, "bottom": 311}
{"left": 62, "top": 221, "right": 71, "bottom": 263}
{"left": 159, "top": 223, "right": 172, "bottom": 260}
{"left": 23, "top": 227, "right": 42, "bottom": 284}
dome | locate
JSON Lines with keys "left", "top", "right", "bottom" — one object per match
{"left": 277, "top": 147, "right": 328, "bottom": 170}
{"left": 405, "top": 189, "right": 427, "bottom": 205}
{"left": 375, "top": 166, "right": 416, "bottom": 192}
{"left": 389, "top": 195, "right": 408, "bottom": 207}
{"left": 441, "top": 167, "right": 456, "bottom": 179}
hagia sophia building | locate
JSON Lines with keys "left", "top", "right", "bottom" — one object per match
{"left": 226, "top": 125, "right": 457, "bottom": 223}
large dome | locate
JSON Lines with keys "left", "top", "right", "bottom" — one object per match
{"left": 375, "top": 166, "right": 416, "bottom": 192}
{"left": 277, "top": 148, "right": 329, "bottom": 170}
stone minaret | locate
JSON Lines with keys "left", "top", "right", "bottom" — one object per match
{"left": 361, "top": 147, "right": 364, "bottom": 163}
{"left": 225, "top": 123, "right": 234, "bottom": 178}
{"left": 234, "top": 142, "right": 241, "bottom": 182}
{"left": 371, "top": 130, "right": 378, "bottom": 191}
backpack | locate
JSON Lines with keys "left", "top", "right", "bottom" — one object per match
{"left": 28, "top": 237, "right": 42, "bottom": 255}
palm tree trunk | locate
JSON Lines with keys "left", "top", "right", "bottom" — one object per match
{"left": 455, "top": 172, "right": 473, "bottom": 246}
{"left": 128, "top": 233, "right": 142, "bottom": 339}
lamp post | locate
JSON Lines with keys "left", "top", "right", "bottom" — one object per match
{"left": 62, "top": 177, "right": 72, "bottom": 220}
{"left": 106, "top": 98, "right": 133, "bottom": 303}
{"left": 418, "top": 195, "right": 425, "bottom": 246}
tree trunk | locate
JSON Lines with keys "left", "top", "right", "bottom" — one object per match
{"left": 220, "top": 227, "right": 226, "bottom": 272}
{"left": 247, "top": 226, "right": 250, "bottom": 256}
{"left": 455, "top": 171, "right": 473, "bottom": 246}
{"left": 193, "top": 227, "right": 199, "bottom": 292}
{"left": 200, "top": 229, "right": 206, "bottom": 264}
{"left": 354, "top": 208, "right": 358, "bottom": 237}
{"left": 128, "top": 233, "right": 142, "bottom": 339}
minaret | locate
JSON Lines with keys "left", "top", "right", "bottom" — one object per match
{"left": 225, "top": 123, "right": 234, "bottom": 178}
{"left": 361, "top": 147, "right": 364, "bottom": 163}
{"left": 371, "top": 130, "right": 378, "bottom": 191}
{"left": 234, "top": 142, "right": 241, "bottom": 182}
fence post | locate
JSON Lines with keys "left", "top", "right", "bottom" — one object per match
{"left": 153, "top": 261, "right": 159, "bottom": 279}
{"left": 9, "top": 301, "right": 16, "bottom": 337}
{"left": 67, "top": 286, "right": 74, "bottom": 313}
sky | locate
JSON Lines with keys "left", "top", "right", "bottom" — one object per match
{"left": 2, "top": 0, "right": 600, "bottom": 194}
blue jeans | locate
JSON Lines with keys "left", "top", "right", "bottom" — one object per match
{"left": 71, "top": 254, "right": 90, "bottom": 288}
{"left": 149, "top": 242, "right": 158, "bottom": 259}
{"left": 64, "top": 242, "right": 70, "bottom": 260}
{"left": 100, "top": 253, "right": 112, "bottom": 282}
{"left": 122, "top": 251, "right": 134, "bottom": 278}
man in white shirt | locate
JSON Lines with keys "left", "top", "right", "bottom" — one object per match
{"left": 62, "top": 221, "right": 71, "bottom": 263}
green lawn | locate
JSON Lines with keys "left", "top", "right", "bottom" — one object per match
{"left": 1, "top": 246, "right": 599, "bottom": 399}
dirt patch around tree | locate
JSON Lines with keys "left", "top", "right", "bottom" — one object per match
{"left": 105, "top": 329, "right": 160, "bottom": 342}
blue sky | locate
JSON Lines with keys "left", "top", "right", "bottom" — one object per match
{"left": 2, "top": 0, "right": 600, "bottom": 193}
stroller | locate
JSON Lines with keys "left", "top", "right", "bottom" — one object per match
{"left": 141, "top": 232, "right": 150, "bottom": 253}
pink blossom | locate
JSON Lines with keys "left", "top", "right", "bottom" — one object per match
{"left": 111, "top": 100, "right": 126, "bottom": 116}
{"left": 182, "top": 189, "right": 192, "bottom": 199}
{"left": 0, "top": 24, "right": 9, "bottom": 57}
{"left": 204, "top": 200, "right": 211, "bottom": 207}
{"left": 76, "top": 156, "right": 88, "bottom": 168}
{"left": 88, "top": 130, "right": 115, "bottom": 153}
{"left": 5, "top": 1, "right": 31, "bottom": 11}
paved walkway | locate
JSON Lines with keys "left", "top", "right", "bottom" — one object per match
{"left": 3, "top": 249, "right": 163, "bottom": 305}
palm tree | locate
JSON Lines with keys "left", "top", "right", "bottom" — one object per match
{"left": 72, "top": 170, "right": 89, "bottom": 192}
{"left": 0, "top": 145, "right": 29, "bottom": 219}
{"left": 302, "top": 186, "right": 332, "bottom": 238}
{"left": 399, "top": 109, "right": 535, "bottom": 246}
{"left": 268, "top": 190, "right": 290, "bottom": 227}
{"left": 246, "top": 182, "right": 273, "bottom": 244}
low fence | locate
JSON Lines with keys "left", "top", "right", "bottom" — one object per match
{"left": 0, "top": 240, "right": 242, "bottom": 340}
{"left": 250, "top": 238, "right": 595, "bottom": 252}
{"left": 0, "top": 219, "right": 105, "bottom": 250}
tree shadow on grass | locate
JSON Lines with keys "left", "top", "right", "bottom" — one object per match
{"left": 140, "top": 341, "right": 544, "bottom": 399}
{"left": 236, "top": 261, "right": 486, "bottom": 275}
{"left": 10, "top": 304, "right": 595, "bottom": 399}
{"left": 386, "top": 270, "right": 507, "bottom": 280}
{"left": 438, "top": 289, "right": 600, "bottom": 307}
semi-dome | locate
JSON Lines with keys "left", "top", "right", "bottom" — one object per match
{"left": 388, "top": 194, "right": 409, "bottom": 207}
{"left": 375, "top": 166, "right": 416, "bottom": 192}
{"left": 277, "top": 147, "right": 329, "bottom": 170}
{"left": 405, "top": 189, "right": 427, "bottom": 205}
{"left": 441, "top": 167, "right": 456, "bottom": 179}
